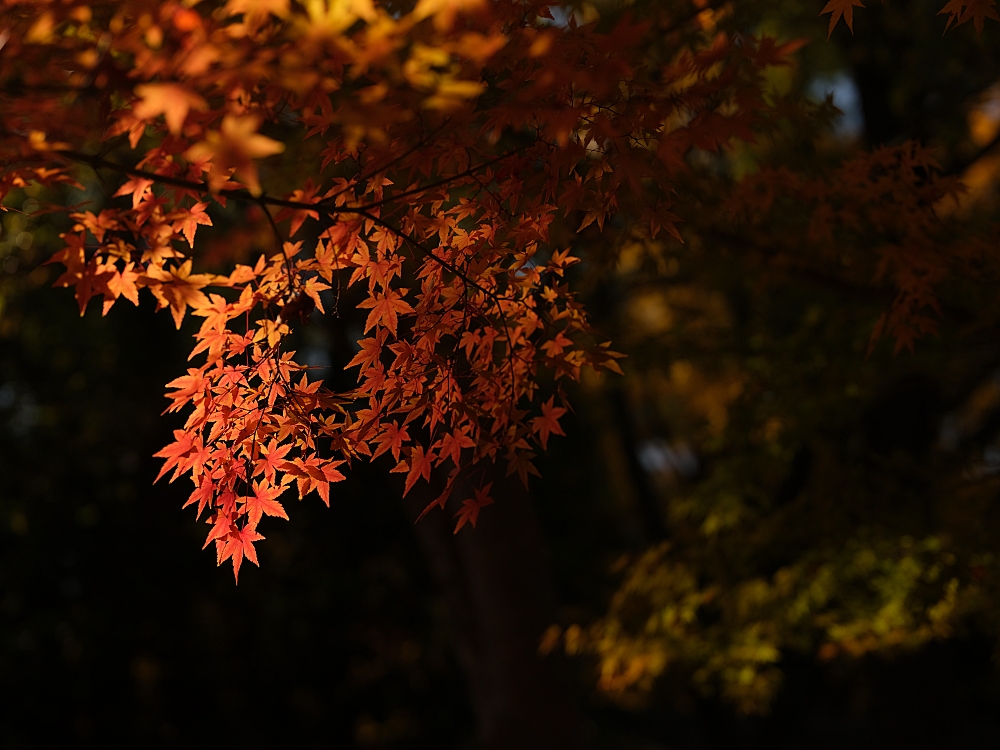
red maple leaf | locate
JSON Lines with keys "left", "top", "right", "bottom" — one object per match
{"left": 820, "top": 0, "right": 866, "bottom": 36}
{"left": 372, "top": 421, "right": 410, "bottom": 462}
{"left": 453, "top": 484, "right": 494, "bottom": 534}
{"left": 939, "top": 0, "right": 999, "bottom": 34}
{"left": 437, "top": 429, "right": 476, "bottom": 466}
{"left": 404, "top": 444, "right": 434, "bottom": 496}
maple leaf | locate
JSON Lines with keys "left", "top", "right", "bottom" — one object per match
{"left": 218, "top": 525, "right": 266, "bottom": 584}
{"left": 404, "top": 444, "right": 434, "bottom": 496}
{"left": 184, "top": 476, "right": 216, "bottom": 520}
{"left": 145, "top": 260, "right": 220, "bottom": 328}
{"left": 46, "top": 234, "right": 87, "bottom": 288}
{"left": 185, "top": 115, "right": 285, "bottom": 195}
{"left": 437, "top": 429, "right": 476, "bottom": 466}
{"left": 254, "top": 439, "right": 292, "bottom": 483}
{"left": 939, "top": 0, "right": 999, "bottom": 34}
{"left": 71, "top": 210, "right": 118, "bottom": 243}
{"left": 278, "top": 455, "right": 346, "bottom": 505}
{"left": 358, "top": 289, "right": 415, "bottom": 337}
{"left": 244, "top": 480, "right": 290, "bottom": 526}
{"left": 416, "top": 471, "right": 458, "bottom": 523}
{"left": 163, "top": 368, "right": 210, "bottom": 412}
{"left": 820, "top": 0, "right": 866, "bottom": 37}
{"left": 154, "top": 429, "right": 195, "bottom": 482}
{"left": 530, "top": 396, "right": 567, "bottom": 450}
{"left": 274, "top": 179, "right": 321, "bottom": 236}
{"left": 133, "top": 84, "right": 208, "bottom": 135}
{"left": 190, "top": 329, "right": 230, "bottom": 364}
{"left": 113, "top": 177, "right": 154, "bottom": 209}
{"left": 192, "top": 293, "right": 232, "bottom": 334}
{"left": 373, "top": 421, "right": 410, "bottom": 462}
{"left": 542, "top": 331, "right": 574, "bottom": 358}
{"left": 106, "top": 262, "right": 142, "bottom": 308}
{"left": 308, "top": 459, "right": 346, "bottom": 506}
{"left": 255, "top": 319, "right": 290, "bottom": 348}
{"left": 174, "top": 203, "right": 214, "bottom": 247}
{"left": 301, "top": 277, "right": 330, "bottom": 314}
{"left": 453, "top": 483, "right": 493, "bottom": 534}
{"left": 346, "top": 335, "right": 385, "bottom": 372}
{"left": 506, "top": 447, "right": 541, "bottom": 487}
{"left": 204, "top": 512, "right": 236, "bottom": 550}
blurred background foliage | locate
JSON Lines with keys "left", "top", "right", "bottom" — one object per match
{"left": 4, "top": 0, "right": 1000, "bottom": 747}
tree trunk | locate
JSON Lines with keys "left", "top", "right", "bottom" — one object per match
{"left": 406, "top": 477, "right": 587, "bottom": 749}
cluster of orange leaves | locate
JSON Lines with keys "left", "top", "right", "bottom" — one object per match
{"left": 0, "top": 0, "right": 985, "bottom": 580}
{"left": 822, "top": 0, "right": 999, "bottom": 36}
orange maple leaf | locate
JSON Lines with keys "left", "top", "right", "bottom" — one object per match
{"left": 154, "top": 429, "right": 195, "bottom": 482}
{"left": 939, "top": 0, "right": 999, "bottom": 34}
{"left": 191, "top": 293, "right": 232, "bottom": 334}
{"left": 437, "top": 429, "right": 476, "bottom": 466}
{"left": 820, "top": 0, "right": 866, "bottom": 37}
{"left": 358, "top": 289, "right": 415, "bottom": 337}
{"left": 145, "top": 259, "right": 219, "bottom": 328}
{"left": 46, "top": 233, "right": 87, "bottom": 288}
{"left": 174, "top": 202, "right": 213, "bottom": 247}
{"left": 530, "top": 396, "right": 567, "bottom": 449}
{"left": 244, "top": 480, "right": 290, "bottom": 526}
{"left": 404, "top": 444, "right": 434, "bottom": 496}
{"left": 278, "top": 455, "right": 346, "bottom": 505}
{"left": 218, "top": 525, "right": 265, "bottom": 584}
{"left": 132, "top": 83, "right": 208, "bottom": 135}
{"left": 254, "top": 439, "right": 292, "bottom": 483}
{"left": 453, "top": 483, "right": 493, "bottom": 534}
{"left": 185, "top": 115, "right": 285, "bottom": 195}
{"left": 106, "top": 262, "right": 141, "bottom": 309}
{"left": 307, "top": 459, "right": 346, "bottom": 506}
{"left": 113, "top": 176, "right": 154, "bottom": 209}
{"left": 346, "top": 335, "right": 385, "bottom": 372}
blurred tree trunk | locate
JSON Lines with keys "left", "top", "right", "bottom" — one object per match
{"left": 844, "top": 1, "right": 907, "bottom": 147}
{"left": 405, "top": 478, "right": 587, "bottom": 749}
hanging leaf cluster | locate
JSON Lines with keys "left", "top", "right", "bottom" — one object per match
{"left": 0, "top": 0, "right": 989, "bottom": 582}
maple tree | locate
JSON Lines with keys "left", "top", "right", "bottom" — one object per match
{"left": 0, "top": 0, "right": 997, "bottom": 641}
{"left": 2, "top": 0, "right": 1000, "bottom": 742}
{"left": 1, "top": 0, "right": 807, "bottom": 581}
{"left": 529, "top": 0, "right": 1000, "bottom": 716}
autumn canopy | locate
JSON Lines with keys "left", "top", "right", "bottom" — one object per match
{"left": 0, "top": 0, "right": 995, "bottom": 590}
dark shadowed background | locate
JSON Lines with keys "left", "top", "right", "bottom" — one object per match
{"left": 4, "top": 1, "right": 1000, "bottom": 748}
